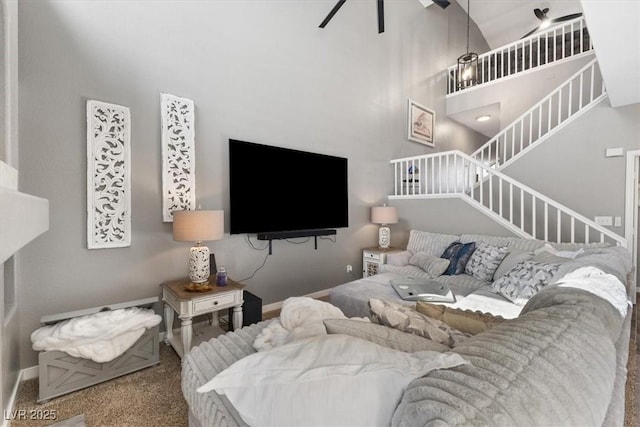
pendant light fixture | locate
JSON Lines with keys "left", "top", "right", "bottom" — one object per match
{"left": 457, "top": 0, "right": 478, "bottom": 90}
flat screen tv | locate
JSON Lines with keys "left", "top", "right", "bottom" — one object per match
{"left": 229, "top": 139, "right": 348, "bottom": 236}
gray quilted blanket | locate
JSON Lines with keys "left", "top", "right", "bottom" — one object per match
{"left": 392, "top": 286, "right": 624, "bottom": 427}
{"left": 182, "top": 322, "right": 270, "bottom": 427}
{"left": 184, "top": 286, "right": 628, "bottom": 427}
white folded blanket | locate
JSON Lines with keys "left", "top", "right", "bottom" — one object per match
{"left": 31, "top": 307, "right": 162, "bottom": 363}
{"left": 253, "top": 296, "right": 367, "bottom": 351}
{"left": 449, "top": 293, "right": 522, "bottom": 319}
{"left": 556, "top": 266, "right": 629, "bottom": 318}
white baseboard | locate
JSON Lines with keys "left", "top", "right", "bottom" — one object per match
{"left": 262, "top": 288, "right": 332, "bottom": 313}
{"left": 20, "top": 365, "right": 38, "bottom": 381}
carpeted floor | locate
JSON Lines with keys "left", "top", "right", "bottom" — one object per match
{"left": 625, "top": 331, "right": 637, "bottom": 427}
{"left": 628, "top": 303, "right": 638, "bottom": 427}
{"left": 11, "top": 345, "right": 187, "bottom": 427}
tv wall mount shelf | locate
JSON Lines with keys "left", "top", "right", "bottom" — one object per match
{"left": 257, "top": 229, "right": 337, "bottom": 254}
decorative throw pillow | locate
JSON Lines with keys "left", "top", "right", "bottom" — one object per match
{"left": 386, "top": 250, "right": 412, "bottom": 266}
{"left": 441, "top": 242, "right": 476, "bottom": 275}
{"left": 494, "top": 249, "right": 535, "bottom": 280}
{"left": 409, "top": 252, "right": 450, "bottom": 278}
{"left": 532, "top": 252, "right": 574, "bottom": 264}
{"left": 368, "top": 298, "right": 469, "bottom": 347}
{"left": 407, "top": 230, "right": 460, "bottom": 257}
{"left": 415, "top": 302, "right": 505, "bottom": 335}
{"left": 491, "top": 260, "right": 561, "bottom": 305}
{"left": 323, "top": 319, "right": 450, "bottom": 353}
{"left": 464, "top": 242, "right": 508, "bottom": 282}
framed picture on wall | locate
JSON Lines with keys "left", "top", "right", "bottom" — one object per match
{"left": 407, "top": 99, "right": 435, "bottom": 147}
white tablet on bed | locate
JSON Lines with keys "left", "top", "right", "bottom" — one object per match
{"left": 390, "top": 278, "right": 456, "bottom": 303}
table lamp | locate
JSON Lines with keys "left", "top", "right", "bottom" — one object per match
{"left": 173, "top": 210, "right": 224, "bottom": 287}
{"left": 371, "top": 205, "right": 398, "bottom": 249}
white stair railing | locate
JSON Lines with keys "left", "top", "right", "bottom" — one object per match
{"left": 390, "top": 151, "right": 627, "bottom": 247}
{"left": 448, "top": 16, "right": 592, "bottom": 94}
{"left": 471, "top": 57, "right": 606, "bottom": 169}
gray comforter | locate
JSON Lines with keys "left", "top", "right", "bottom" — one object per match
{"left": 392, "top": 286, "right": 627, "bottom": 427}
{"left": 183, "top": 286, "right": 630, "bottom": 427}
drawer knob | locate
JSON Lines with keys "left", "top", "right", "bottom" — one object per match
{"left": 214, "top": 301, "right": 218, "bottom": 305}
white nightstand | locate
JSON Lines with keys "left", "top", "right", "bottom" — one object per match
{"left": 161, "top": 278, "right": 245, "bottom": 358}
{"left": 362, "top": 247, "right": 402, "bottom": 277}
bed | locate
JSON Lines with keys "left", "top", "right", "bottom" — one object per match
{"left": 182, "top": 231, "right": 633, "bottom": 426}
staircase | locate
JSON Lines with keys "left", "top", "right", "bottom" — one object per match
{"left": 391, "top": 20, "right": 627, "bottom": 248}
{"left": 471, "top": 58, "right": 605, "bottom": 169}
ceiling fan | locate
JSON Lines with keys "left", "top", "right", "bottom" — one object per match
{"left": 319, "top": 0, "right": 451, "bottom": 34}
{"left": 521, "top": 7, "right": 583, "bottom": 38}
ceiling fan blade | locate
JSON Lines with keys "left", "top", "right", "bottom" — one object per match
{"left": 319, "top": 0, "right": 348, "bottom": 28}
{"left": 521, "top": 26, "right": 540, "bottom": 39}
{"left": 551, "top": 13, "right": 583, "bottom": 23}
{"left": 377, "top": 0, "right": 384, "bottom": 33}
{"left": 534, "top": 8, "right": 545, "bottom": 20}
{"left": 432, "top": 0, "right": 451, "bottom": 9}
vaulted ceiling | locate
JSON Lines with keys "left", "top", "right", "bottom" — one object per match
{"left": 453, "top": 0, "right": 640, "bottom": 107}
{"left": 456, "top": 0, "right": 583, "bottom": 50}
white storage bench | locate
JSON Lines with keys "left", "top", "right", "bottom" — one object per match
{"left": 37, "top": 297, "right": 160, "bottom": 402}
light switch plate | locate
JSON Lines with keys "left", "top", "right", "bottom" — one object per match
{"left": 614, "top": 216, "right": 622, "bottom": 227}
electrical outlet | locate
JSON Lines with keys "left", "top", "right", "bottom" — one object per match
{"left": 605, "top": 148, "right": 624, "bottom": 158}
{"left": 346, "top": 265, "right": 353, "bottom": 273}
{"left": 594, "top": 216, "right": 613, "bottom": 226}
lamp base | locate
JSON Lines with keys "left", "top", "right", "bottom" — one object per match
{"left": 378, "top": 226, "right": 391, "bottom": 249}
{"left": 189, "top": 245, "right": 210, "bottom": 284}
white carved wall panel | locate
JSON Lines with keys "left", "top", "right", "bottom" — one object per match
{"left": 86, "top": 100, "right": 131, "bottom": 249}
{"left": 161, "top": 93, "right": 196, "bottom": 222}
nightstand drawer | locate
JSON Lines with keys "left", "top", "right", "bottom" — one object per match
{"left": 192, "top": 293, "right": 236, "bottom": 314}
{"left": 363, "top": 251, "right": 381, "bottom": 261}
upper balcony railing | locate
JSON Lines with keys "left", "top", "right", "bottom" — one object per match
{"left": 447, "top": 17, "right": 592, "bottom": 95}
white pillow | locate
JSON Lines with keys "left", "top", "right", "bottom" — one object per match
{"left": 197, "top": 334, "right": 467, "bottom": 427}
{"left": 534, "top": 243, "right": 584, "bottom": 259}
{"left": 386, "top": 250, "right": 412, "bottom": 266}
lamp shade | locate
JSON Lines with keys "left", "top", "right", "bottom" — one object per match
{"left": 173, "top": 210, "right": 224, "bottom": 242}
{"left": 371, "top": 206, "right": 398, "bottom": 225}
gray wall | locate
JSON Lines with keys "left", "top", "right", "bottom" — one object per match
{"left": 17, "top": 0, "right": 488, "bottom": 368}
{"left": 0, "top": 0, "right": 5, "bottom": 163}
{"left": 2, "top": 0, "right": 21, "bottom": 415}
{"left": 389, "top": 197, "right": 519, "bottom": 248}
{"left": 1, "top": 0, "right": 6, "bottom": 414}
